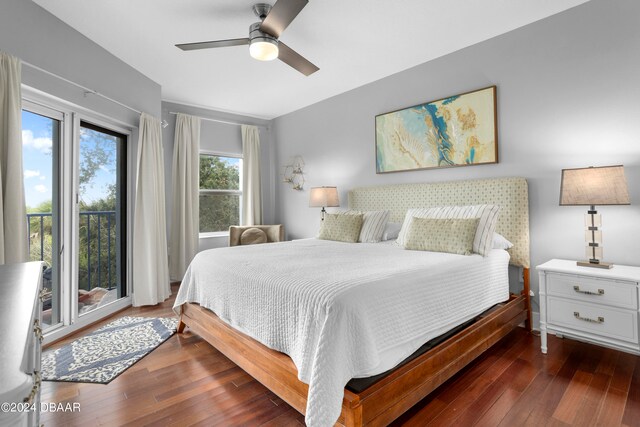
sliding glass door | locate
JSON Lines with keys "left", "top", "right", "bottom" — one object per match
{"left": 22, "top": 105, "right": 62, "bottom": 330}
{"left": 22, "top": 95, "right": 131, "bottom": 338}
{"left": 76, "top": 121, "right": 127, "bottom": 316}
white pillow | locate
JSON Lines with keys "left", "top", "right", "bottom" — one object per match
{"left": 396, "top": 205, "right": 501, "bottom": 256}
{"left": 382, "top": 222, "right": 402, "bottom": 241}
{"left": 335, "top": 210, "right": 390, "bottom": 243}
{"left": 492, "top": 232, "right": 514, "bottom": 250}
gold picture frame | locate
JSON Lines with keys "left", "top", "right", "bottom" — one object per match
{"left": 375, "top": 86, "right": 498, "bottom": 173}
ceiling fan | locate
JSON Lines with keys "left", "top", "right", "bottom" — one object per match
{"left": 175, "top": 0, "right": 319, "bottom": 76}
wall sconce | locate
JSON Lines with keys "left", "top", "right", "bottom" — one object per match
{"left": 283, "top": 155, "right": 305, "bottom": 190}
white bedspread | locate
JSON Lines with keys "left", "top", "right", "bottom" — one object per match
{"left": 173, "top": 239, "right": 509, "bottom": 426}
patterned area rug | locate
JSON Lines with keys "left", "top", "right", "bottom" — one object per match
{"left": 42, "top": 316, "right": 178, "bottom": 384}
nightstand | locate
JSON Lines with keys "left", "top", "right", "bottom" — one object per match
{"left": 537, "top": 259, "right": 640, "bottom": 355}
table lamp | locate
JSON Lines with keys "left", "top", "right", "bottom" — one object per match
{"left": 309, "top": 187, "right": 339, "bottom": 220}
{"left": 559, "top": 165, "right": 630, "bottom": 269}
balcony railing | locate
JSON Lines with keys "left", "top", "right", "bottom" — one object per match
{"left": 27, "top": 211, "right": 117, "bottom": 291}
{"left": 27, "top": 212, "right": 50, "bottom": 263}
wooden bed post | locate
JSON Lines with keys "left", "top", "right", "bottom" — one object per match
{"left": 177, "top": 307, "right": 187, "bottom": 333}
{"left": 523, "top": 267, "right": 532, "bottom": 331}
{"left": 177, "top": 318, "right": 187, "bottom": 333}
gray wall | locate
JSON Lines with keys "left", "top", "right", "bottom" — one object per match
{"left": 161, "top": 101, "right": 275, "bottom": 251}
{"left": 0, "top": 0, "right": 161, "bottom": 123}
{"left": 273, "top": 0, "right": 640, "bottom": 316}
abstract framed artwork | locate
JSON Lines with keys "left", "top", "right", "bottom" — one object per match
{"left": 375, "top": 86, "right": 498, "bottom": 173}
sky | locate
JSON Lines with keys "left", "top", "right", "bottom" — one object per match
{"left": 22, "top": 110, "right": 54, "bottom": 209}
{"left": 221, "top": 156, "right": 241, "bottom": 169}
{"left": 22, "top": 110, "right": 117, "bottom": 210}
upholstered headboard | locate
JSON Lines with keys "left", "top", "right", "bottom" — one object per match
{"left": 348, "top": 177, "right": 530, "bottom": 268}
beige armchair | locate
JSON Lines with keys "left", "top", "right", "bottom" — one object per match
{"left": 229, "top": 224, "right": 285, "bottom": 247}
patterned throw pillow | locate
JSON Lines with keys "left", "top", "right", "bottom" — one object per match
{"left": 396, "top": 204, "right": 500, "bottom": 256}
{"left": 404, "top": 217, "right": 480, "bottom": 255}
{"left": 335, "top": 210, "right": 390, "bottom": 242}
{"left": 318, "top": 213, "right": 364, "bottom": 243}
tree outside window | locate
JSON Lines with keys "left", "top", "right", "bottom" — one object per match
{"left": 199, "top": 154, "right": 242, "bottom": 233}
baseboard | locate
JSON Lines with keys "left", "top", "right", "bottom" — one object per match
{"left": 519, "top": 311, "right": 541, "bottom": 332}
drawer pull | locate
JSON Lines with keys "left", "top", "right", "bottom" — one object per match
{"left": 23, "top": 371, "right": 41, "bottom": 404}
{"left": 573, "top": 285, "right": 604, "bottom": 296}
{"left": 574, "top": 311, "right": 604, "bottom": 323}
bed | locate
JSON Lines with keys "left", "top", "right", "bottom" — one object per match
{"left": 174, "top": 176, "right": 531, "bottom": 427}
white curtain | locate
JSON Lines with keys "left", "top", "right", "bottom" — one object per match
{"left": 0, "top": 52, "right": 28, "bottom": 264}
{"left": 241, "top": 125, "right": 262, "bottom": 225}
{"left": 169, "top": 113, "right": 200, "bottom": 281}
{"left": 132, "top": 113, "right": 170, "bottom": 306}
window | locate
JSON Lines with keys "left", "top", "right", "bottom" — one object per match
{"left": 199, "top": 154, "right": 242, "bottom": 233}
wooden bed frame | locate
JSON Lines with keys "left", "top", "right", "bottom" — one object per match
{"left": 178, "top": 177, "right": 532, "bottom": 426}
{"left": 178, "top": 275, "right": 529, "bottom": 426}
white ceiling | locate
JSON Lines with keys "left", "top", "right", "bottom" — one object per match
{"left": 34, "top": 0, "right": 589, "bottom": 119}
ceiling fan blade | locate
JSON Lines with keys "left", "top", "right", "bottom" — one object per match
{"left": 260, "top": 0, "right": 308, "bottom": 38}
{"left": 176, "top": 38, "right": 250, "bottom": 51}
{"left": 278, "top": 42, "right": 318, "bottom": 76}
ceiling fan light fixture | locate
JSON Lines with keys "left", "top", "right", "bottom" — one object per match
{"left": 177, "top": 3, "right": 318, "bottom": 75}
{"left": 249, "top": 37, "right": 279, "bottom": 61}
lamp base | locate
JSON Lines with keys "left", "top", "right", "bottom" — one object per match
{"left": 577, "top": 260, "right": 613, "bottom": 269}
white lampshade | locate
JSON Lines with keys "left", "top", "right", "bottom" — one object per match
{"left": 309, "top": 187, "right": 339, "bottom": 208}
{"left": 560, "top": 165, "right": 630, "bottom": 206}
{"left": 249, "top": 38, "right": 278, "bottom": 61}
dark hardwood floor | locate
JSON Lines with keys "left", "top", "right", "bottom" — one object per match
{"left": 42, "top": 286, "right": 640, "bottom": 426}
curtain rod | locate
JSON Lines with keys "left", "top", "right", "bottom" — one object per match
{"left": 22, "top": 60, "right": 143, "bottom": 115}
{"left": 168, "top": 111, "right": 268, "bottom": 128}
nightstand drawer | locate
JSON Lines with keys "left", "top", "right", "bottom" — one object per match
{"left": 547, "top": 297, "right": 638, "bottom": 344}
{"left": 547, "top": 273, "right": 638, "bottom": 310}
